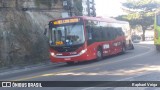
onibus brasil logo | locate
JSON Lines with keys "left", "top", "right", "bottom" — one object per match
{"left": 1, "top": 82, "right": 42, "bottom": 87}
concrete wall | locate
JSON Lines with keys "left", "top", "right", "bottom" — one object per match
{"left": 0, "top": 0, "right": 64, "bottom": 68}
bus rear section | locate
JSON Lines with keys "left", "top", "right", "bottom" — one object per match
{"left": 85, "top": 19, "right": 134, "bottom": 58}
{"left": 154, "top": 14, "right": 160, "bottom": 51}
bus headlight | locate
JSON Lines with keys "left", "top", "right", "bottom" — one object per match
{"left": 79, "top": 49, "right": 87, "bottom": 55}
{"left": 50, "top": 52, "right": 55, "bottom": 57}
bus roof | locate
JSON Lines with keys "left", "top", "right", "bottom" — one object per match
{"left": 50, "top": 16, "right": 129, "bottom": 24}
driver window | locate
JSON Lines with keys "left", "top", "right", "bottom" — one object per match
{"left": 86, "top": 26, "right": 93, "bottom": 40}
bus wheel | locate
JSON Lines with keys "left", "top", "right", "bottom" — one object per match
{"left": 66, "top": 62, "right": 75, "bottom": 65}
{"left": 96, "top": 48, "right": 103, "bottom": 60}
{"left": 130, "top": 44, "right": 134, "bottom": 50}
{"left": 121, "top": 45, "right": 126, "bottom": 54}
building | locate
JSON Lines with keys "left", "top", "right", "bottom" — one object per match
{"left": 81, "top": 0, "right": 88, "bottom": 16}
{"left": 62, "top": 0, "right": 96, "bottom": 17}
{"left": 76, "top": 0, "right": 96, "bottom": 16}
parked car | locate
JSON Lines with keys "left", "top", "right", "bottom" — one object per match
{"left": 132, "top": 35, "right": 141, "bottom": 43}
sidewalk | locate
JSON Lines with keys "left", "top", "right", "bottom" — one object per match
{"left": 133, "top": 41, "right": 154, "bottom": 45}
{"left": 0, "top": 61, "right": 62, "bottom": 80}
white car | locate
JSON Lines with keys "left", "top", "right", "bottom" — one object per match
{"left": 132, "top": 39, "right": 141, "bottom": 43}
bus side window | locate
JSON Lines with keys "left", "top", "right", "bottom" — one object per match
{"left": 108, "top": 27, "right": 115, "bottom": 40}
{"left": 102, "top": 27, "right": 108, "bottom": 41}
{"left": 86, "top": 25, "right": 95, "bottom": 45}
{"left": 86, "top": 26, "right": 93, "bottom": 40}
{"left": 116, "top": 27, "right": 124, "bottom": 36}
{"left": 115, "top": 28, "right": 120, "bottom": 37}
{"left": 93, "top": 26, "right": 101, "bottom": 42}
{"left": 105, "top": 27, "right": 110, "bottom": 41}
{"left": 119, "top": 28, "right": 125, "bottom": 36}
{"left": 102, "top": 27, "right": 105, "bottom": 40}
{"left": 121, "top": 29, "right": 125, "bottom": 36}
{"left": 113, "top": 28, "right": 119, "bottom": 39}
{"left": 100, "top": 26, "right": 103, "bottom": 41}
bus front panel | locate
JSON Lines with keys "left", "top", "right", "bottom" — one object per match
{"left": 49, "top": 18, "right": 89, "bottom": 63}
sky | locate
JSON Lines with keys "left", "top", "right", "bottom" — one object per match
{"left": 95, "top": 0, "right": 126, "bottom": 17}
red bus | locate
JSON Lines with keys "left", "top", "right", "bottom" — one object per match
{"left": 48, "top": 16, "right": 134, "bottom": 65}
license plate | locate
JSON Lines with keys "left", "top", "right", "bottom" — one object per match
{"left": 65, "top": 58, "right": 71, "bottom": 60}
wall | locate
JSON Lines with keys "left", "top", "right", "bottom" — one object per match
{"left": 0, "top": 0, "right": 64, "bottom": 68}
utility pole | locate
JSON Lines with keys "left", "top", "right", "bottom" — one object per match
{"left": 87, "top": 0, "right": 96, "bottom": 17}
{"left": 63, "top": 0, "right": 73, "bottom": 17}
{"left": 87, "top": 0, "right": 90, "bottom": 16}
{"left": 68, "top": 0, "right": 72, "bottom": 16}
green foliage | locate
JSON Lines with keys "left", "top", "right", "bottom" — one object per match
{"left": 117, "top": 12, "right": 154, "bottom": 28}
{"left": 117, "top": 0, "right": 160, "bottom": 40}
{"left": 123, "top": 0, "right": 160, "bottom": 11}
{"left": 119, "top": 0, "right": 160, "bottom": 28}
{"left": 127, "top": 13, "right": 142, "bottom": 20}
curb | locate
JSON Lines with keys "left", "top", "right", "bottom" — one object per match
{"left": 0, "top": 62, "right": 63, "bottom": 80}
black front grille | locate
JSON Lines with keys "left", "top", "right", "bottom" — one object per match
{"left": 51, "top": 44, "right": 84, "bottom": 52}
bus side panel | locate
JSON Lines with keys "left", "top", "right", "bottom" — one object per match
{"left": 110, "top": 42, "right": 122, "bottom": 55}
{"left": 86, "top": 41, "right": 113, "bottom": 59}
{"left": 86, "top": 40, "right": 124, "bottom": 59}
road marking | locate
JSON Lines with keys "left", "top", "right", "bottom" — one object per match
{"left": 81, "top": 71, "right": 155, "bottom": 90}
{"left": 82, "top": 87, "right": 95, "bottom": 90}
{"left": 117, "top": 71, "right": 155, "bottom": 81}
{"left": 13, "top": 45, "right": 154, "bottom": 81}
{"left": 81, "top": 45, "right": 154, "bottom": 90}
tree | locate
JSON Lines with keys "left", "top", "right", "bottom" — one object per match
{"left": 116, "top": 0, "right": 160, "bottom": 41}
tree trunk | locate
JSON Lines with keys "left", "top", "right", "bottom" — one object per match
{"left": 142, "top": 28, "right": 146, "bottom": 41}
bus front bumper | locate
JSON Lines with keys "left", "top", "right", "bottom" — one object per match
{"left": 50, "top": 49, "right": 89, "bottom": 63}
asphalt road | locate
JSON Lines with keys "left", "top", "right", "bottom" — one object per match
{"left": 1, "top": 41, "right": 160, "bottom": 90}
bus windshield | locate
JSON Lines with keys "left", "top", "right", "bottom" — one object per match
{"left": 50, "top": 24, "right": 85, "bottom": 46}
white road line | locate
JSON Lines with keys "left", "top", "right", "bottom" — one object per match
{"left": 117, "top": 71, "right": 155, "bottom": 81}
{"left": 81, "top": 87, "right": 95, "bottom": 90}
{"left": 104, "top": 45, "right": 154, "bottom": 65}
{"left": 81, "top": 45, "right": 154, "bottom": 90}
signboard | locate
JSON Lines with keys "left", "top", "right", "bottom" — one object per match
{"left": 53, "top": 18, "right": 79, "bottom": 25}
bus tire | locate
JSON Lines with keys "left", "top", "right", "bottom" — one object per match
{"left": 96, "top": 48, "right": 103, "bottom": 60}
{"left": 121, "top": 44, "right": 126, "bottom": 54}
{"left": 66, "top": 62, "right": 75, "bottom": 65}
{"left": 130, "top": 44, "right": 134, "bottom": 50}
{"left": 129, "top": 40, "right": 134, "bottom": 50}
